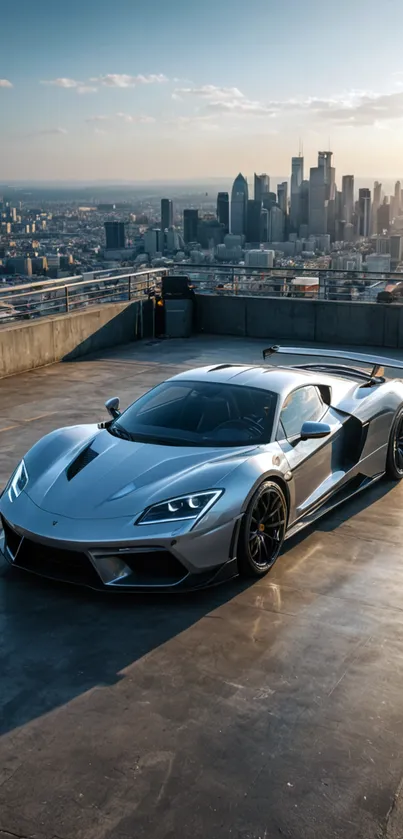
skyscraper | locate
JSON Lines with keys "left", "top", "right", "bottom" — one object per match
{"left": 104, "top": 221, "right": 126, "bottom": 250}
{"left": 260, "top": 208, "right": 269, "bottom": 243}
{"left": 231, "top": 173, "right": 249, "bottom": 236}
{"left": 254, "top": 174, "right": 270, "bottom": 203}
{"left": 318, "top": 151, "right": 333, "bottom": 193}
{"left": 161, "top": 198, "right": 173, "bottom": 231}
{"left": 290, "top": 156, "right": 304, "bottom": 232}
{"left": 358, "top": 188, "right": 371, "bottom": 237}
{"left": 277, "top": 182, "right": 288, "bottom": 215}
{"left": 377, "top": 199, "right": 390, "bottom": 235}
{"left": 246, "top": 200, "right": 262, "bottom": 243}
{"left": 395, "top": 181, "right": 401, "bottom": 212}
{"left": 269, "top": 206, "right": 285, "bottom": 243}
{"left": 299, "top": 180, "right": 309, "bottom": 230}
{"left": 342, "top": 175, "right": 354, "bottom": 223}
{"left": 183, "top": 209, "right": 199, "bottom": 243}
{"left": 372, "top": 181, "right": 382, "bottom": 234}
{"left": 217, "top": 192, "right": 229, "bottom": 232}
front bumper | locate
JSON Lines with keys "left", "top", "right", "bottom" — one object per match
{"left": 0, "top": 492, "right": 240, "bottom": 591}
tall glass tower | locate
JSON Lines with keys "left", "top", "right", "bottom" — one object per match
{"left": 231, "top": 173, "right": 249, "bottom": 236}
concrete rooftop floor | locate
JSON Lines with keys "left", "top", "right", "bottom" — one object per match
{"left": 1, "top": 335, "right": 403, "bottom": 839}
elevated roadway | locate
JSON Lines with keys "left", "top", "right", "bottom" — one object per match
{"left": 1, "top": 335, "right": 403, "bottom": 839}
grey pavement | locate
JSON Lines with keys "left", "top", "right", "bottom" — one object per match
{"left": 1, "top": 335, "right": 403, "bottom": 839}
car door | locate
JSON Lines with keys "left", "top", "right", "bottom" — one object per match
{"left": 277, "top": 385, "right": 344, "bottom": 517}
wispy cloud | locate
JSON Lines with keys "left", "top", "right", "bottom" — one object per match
{"left": 261, "top": 89, "right": 403, "bottom": 126}
{"left": 176, "top": 82, "right": 403, "bottom": 126}
{"left": 41, "top": 77, "right": 97, "bottom": 94}
{"left": 28, "top": 127, "right": 68, "bottom": 137}
{"left": 94, "top": 128, "right": 107, "bottom": 135}
{"left": 0, "top": 79, "right": 13, "bottom": 88}
{"left": 176, "top": 85, "right": 244, "bottom": 102}
{"left": 90, "top": 73, "right": 168, "bottom": 88}
{"left": 41, "top": 77, "right": 80, "bottom": 88}
{"left": 175, "top": 85, "right": 274, "bottom": 117}
{"left": 86, "top": 113, "right": 156, "bottom": 125}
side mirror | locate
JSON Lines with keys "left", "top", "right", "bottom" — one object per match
{"left": 300, "top": 421, "right": 331, "bottom": 440}
{"left": 105, "top": 397, "right": 120, "bottom": 419}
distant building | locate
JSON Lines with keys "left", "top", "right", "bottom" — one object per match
{"left": 395, "top": 181, "right": 401, "bottom": 213}
{"left": 246, "top": 199, "right": 262, "bottom": 243}
{"left": 6, "top": 256, "right": 32, "bottom": 276}
{"left": 390, "top": 235, "right": 403, "bottom": 268}
{"left": 277, "top": 182, "right": 288, "bottom": 215}
{"left": 197, "top": 218, "right": 225, "bottom": 248}
{"left": 366, "top": 254, "right": 391, "bottom": 273}
{"left": 161, "top": 198, "right": 173, "bottom": 231}
{"left": 104, "top": 221, "right": 126, "bottom": 250}
{"left": 245, "top": 249, "right": 274, "bottom": 269}
{"left": 183, "top": 209, "right": 199, "bottom": 243}
{"left": 262, "top": 192, "right": 277, "bottom": 213}
{"left": 372, "top": 181, "right": 382, "bottom": 234}
{"left": 377, "top": 199, "right": 390, "bottom": 235}
{"left": 216, "top": 192, "right": 229, "bottom": 233}
{"left": 260, "top": 208, "right": 269, "bottom": 243}
{"left": 358, "top": 188, "right": 371, "bottom": 237}
{"left": 231, "top": 173, "right": 249, "bottom": 236}
{"left": 254, "top": 173, "right": 270, "bottom": 203}
{"left": 290, "top": 156, "right": 304, "bottom": 232}
{"left": 309, "top": 152, "right": 332, "bottom": 235}
{"left": 144, "top": 229, "right": 163, "bottom": 257}
{"left": 342, "top": 175, "right": 354, "bottom": 223}
{"left": 166, "top": 227, "right": 180, "bottom": 252}
{"left": 269, "top": 206, "right": 285, "bottom": 242}
{"left": 344, "top": 223, "right": 354, "bottom": 243}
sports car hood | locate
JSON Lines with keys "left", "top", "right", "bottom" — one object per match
{"left": 24, "top": 425, "right": 257, "bottom": 519}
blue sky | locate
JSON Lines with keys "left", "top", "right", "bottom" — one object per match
{"left": 2, "top": 0, "right": 403, "bottom": 181}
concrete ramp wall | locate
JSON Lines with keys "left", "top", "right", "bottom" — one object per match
{"left": 0, "top": 299, "right": 153, "bottom": 378}
{"left": 195, "top": 294, "right": 403, "bottom": 349}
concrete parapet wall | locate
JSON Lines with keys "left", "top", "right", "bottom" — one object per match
{"left": 196, "top": 294, "right": 403, "bottom": 349}
{"left": 0, "top": 299, "right": 153, "bottom": 378}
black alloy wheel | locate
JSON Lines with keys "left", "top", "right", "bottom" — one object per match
{"left": 237, "top": 480, "right": 287, "bottom": 578}
{"left": 386, "top": 406, "right": 403, "bottom": 480}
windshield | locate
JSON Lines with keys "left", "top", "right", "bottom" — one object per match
{"left": 109, "top": 380, "right": 277, "bottom": 447}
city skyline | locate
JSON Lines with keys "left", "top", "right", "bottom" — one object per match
{"left": 3, "top": 0, "right": 403, "bottom": 181}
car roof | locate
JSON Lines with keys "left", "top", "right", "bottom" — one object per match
{"left": 170, "top": 364, "right": 329, "bottom": 395}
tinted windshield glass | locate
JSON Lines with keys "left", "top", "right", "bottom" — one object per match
{"left": 110, "top": 380, "right": 277, "bottom": 447}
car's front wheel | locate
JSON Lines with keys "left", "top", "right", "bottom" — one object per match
{"left": 386, "top": 406, "right": 403, "bottom": 480}
{"left": 237, "top": 480, "right": 287, "bottom": 578}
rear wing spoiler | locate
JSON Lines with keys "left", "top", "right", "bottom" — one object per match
{"left": 263, "top": 345, "right": 403, "bottom": 380}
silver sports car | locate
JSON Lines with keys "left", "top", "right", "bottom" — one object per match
{"left": 2, "top": 345, "right": 403, "bottom": 591}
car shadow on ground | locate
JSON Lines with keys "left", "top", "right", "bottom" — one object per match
{"left": 0, "top": 558, "right": 252, "bottom": 738}
{"left": 280, "top": 476, "right": 395, "bottom": 556}
{"left": 1, "top": 478, "right": 394, "bottom": 738}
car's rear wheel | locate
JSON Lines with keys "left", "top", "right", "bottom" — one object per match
{"left": 237, "top": 480, "right": 287, "bottom": 578}
{"left": 386, "top": 406, "right": 403, "bottom": 480}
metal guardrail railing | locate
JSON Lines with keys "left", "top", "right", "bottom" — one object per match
{"left": 0, "top": 268, "right": 168, "bottom": 324}
{"left": 173, "top": 265, "right": 403, "bottom": 303}
{"left": 1, "top": 264, "right": 403, "bottom": 325}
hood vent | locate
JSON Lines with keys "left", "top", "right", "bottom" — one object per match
{"left": 66, "top": 444, "right": 99, "bottom": 481}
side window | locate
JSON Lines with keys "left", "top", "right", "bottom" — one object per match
{"left": 280, "top": 387, "right": 324, "bottom": 439}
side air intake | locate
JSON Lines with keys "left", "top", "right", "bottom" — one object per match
{"left": 66, "top": 444, "right": 98, "bottom": 481}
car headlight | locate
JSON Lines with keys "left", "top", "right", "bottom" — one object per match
{"left": 8, "top": 459, "right": 28, "bottom": 502}
{"left": 136, "top": 490, "right": 223, "bottom": 525}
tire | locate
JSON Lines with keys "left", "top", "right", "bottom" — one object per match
{"left": 237, "top": 480, "right": 288, "bottom": 578}
{"left": 385, "top": 405, "right": 403, "bottom": 480}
